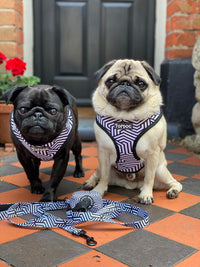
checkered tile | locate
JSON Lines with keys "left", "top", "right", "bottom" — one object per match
{"left": 0, "top": 142, "right": 200, "bottom": 267}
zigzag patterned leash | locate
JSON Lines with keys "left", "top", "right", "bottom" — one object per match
{"left": 0, "top": 191, "right": 149, "bottom": 246}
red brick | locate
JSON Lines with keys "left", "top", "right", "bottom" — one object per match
{"left": 0, "top": 0, "right": 16, "bottom": 9}
{"left": 167, "top": 0, "right": 197, "bottom": 17}
{"left": 170, "top": 15, "right": 192, "bottom": 30}
{"left": 166, "top": 19, "right": 171, "bottom": 33}
{"left": 0, "top": 0, "right": 23, "bottom": 14}
{"left": 17, "top": 29, "right": 23, "bottom": 44}
{"left": 192, "top": 14, "right": 200, "bottom": 29}
{"left": 166, "top": 32, "right": 196, "bottom": 47}
{"left": 165, "top": 47, "right": 193, "bottom": 59}
{"left": 0, "top": 27, "right": 16, "bottom": 42}
{"left": 177, "top": 0, "right": 197, "bottom": 14}
{"left": 167, "top": 0, "right": 180, "bottom": 17}
{"left": 0, "top": 10, "right": 17, "bottom": 26}
{"left": 0, "top": 43, "right": 19, "bottom": 58}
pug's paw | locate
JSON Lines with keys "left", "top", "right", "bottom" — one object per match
{"left": 137, "top": 192, "right": 154, "bottom": 205}
{"left": 31, "top": 183, "right": 45, "bottom": 194}
{"left": 167, "top": 189, "right": 179, "bottom": 199}
{"left": 73, "top": 168, "right": 84, "bottom": 178}
{"left": 83, "top": 180, "right": 95, "bottom": 190}
{"left": 40, "top": 190, "right": 56, "bottom": 202}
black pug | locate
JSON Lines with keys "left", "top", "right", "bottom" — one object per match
{"left": 3, "top": 84, "right": 84, "bottom": 201}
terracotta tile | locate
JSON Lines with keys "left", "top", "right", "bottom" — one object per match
{"left": 53, "top": 220, "right": 134, "bottom": 247}
{"left": 172, "top": 173, "right": 188, "bottom": 182}
{"left": 64, "top": 170, "right": 95, "bottom": 184}
{"left": 0, "top": 261, "right": 10, "bottom": 266}
{"left": 192, "top": 173, "right": 200, "bottom": 179}
{"left": 152, "top": 191, "right": 200, "bottom": 212}
{"left": 1, "top": 172, "right": 50, "bottom": 187}
{"left": 167, "top": 146, "right": 193, "bottom": 156}
{"left": 103, "top": 192, "right": 129, "bottom": 202}
{"left": 58, "top": 250, "right": 128, "bottom": 267}
{"left": 70, "top": 157, "right": 99, "bottom": 170}
{"left": 82, "top": 142, "right": 97, "bottom": 148}
{"left": 0, "top": 188, "right": 41, "bottom": 204}
{"left": 82, "top": 146, "right": 98, "bottom": 157}
{"left": 167, "top": 160, "right": 174, "bottom": 164}
{"left": 0, "top": 162, "right": 6, "bottom": 166}
{"left": 10, "top": 162, "right": 23, "bottom": 168}
{"left": 178, "top": 156, "right": 200, "bottom": 166}
{"left": 0, "top": 151, "right": 15, "bottom": 157}
{"left": 174, "top": 251, "right": 200, "bottom": 267}
{"left": 11, "top": 160, "right": 54, "bottom": 169}
{"left": 0, "top": 218, "right": 39, "bottom": 245}
{"left": 1, "top": 173, "right": 30, "bottom": 187}
{"left": 146, "top": 213, "right": 200, "bottom": 249}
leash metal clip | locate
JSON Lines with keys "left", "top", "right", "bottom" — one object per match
{"left": 79, "top": 230, "right": 97, "bottom": 246}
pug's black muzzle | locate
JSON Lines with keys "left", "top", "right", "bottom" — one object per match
{"left": 106, "top": 83, "right": 143, "bottom": 110}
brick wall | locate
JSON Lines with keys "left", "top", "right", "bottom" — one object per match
{"left": 166, "top": 0, "right": 200, "bottom": 59}
{"left": 0, "top": 0, "right": 23, "bottom": 60}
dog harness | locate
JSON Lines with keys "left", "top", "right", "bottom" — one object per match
{"left": 0, "top": 190, "right": 149, "bottom": 246}
{"left": 10, "top": 107, "right": 74, "bottom": 161}
{"left": 96, "top": 111, "right": 162, "bottom": 173}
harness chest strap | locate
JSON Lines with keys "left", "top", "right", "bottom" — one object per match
{"left": 10, "top": 107, "right": 74, "bottom": 161}
{"left": 96, "top": 110, "right": 162, "bottom": 173}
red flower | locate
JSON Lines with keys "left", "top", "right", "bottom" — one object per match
{"left": 0, "top": 52, "right": 7, "bottom": 65}
{"left": 5, "top": 57, "right": 26, "bottom": 76}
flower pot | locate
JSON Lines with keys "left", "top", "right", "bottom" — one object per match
{"left": 0, "top": 103, "right": 13, "bottom": 143}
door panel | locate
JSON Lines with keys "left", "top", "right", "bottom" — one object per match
{"left": 101, "top": 3, "right": 132, "bottom": 63}
{"left": 57, "top": 2, "right": 86, "bottom": 75}
{"left": 34, "top": 0, "right": 155, "bottom": 105}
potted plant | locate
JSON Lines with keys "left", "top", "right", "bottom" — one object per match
{"left": 0, "top": 52, "right": 40, "bottom": 144}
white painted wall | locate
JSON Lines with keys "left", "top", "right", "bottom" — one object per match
{"left": 23, "top": 0, "right": 34, "bottom": 76}
{"left": 154, "top": 0, "right": 167, "bottom": 75}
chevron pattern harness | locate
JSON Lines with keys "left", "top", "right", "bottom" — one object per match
{"left": 0, "top": 191, "right": 149, "bottom": 246}
{"left": 10, "top": 107, "right": 74, "bottom": 161}
{"left": 96, "top": 111, "right": 162, "bottom": 173}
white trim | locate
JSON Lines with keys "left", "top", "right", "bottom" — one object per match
{"left": 23, "top": 0, "right": 34, "bottom": 76}
{"left": 154, "top": 0, "right": 167, "bottom": 75}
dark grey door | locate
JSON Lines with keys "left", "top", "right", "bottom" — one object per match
{"left": 34, "top": 0, "right": 155, "bottom": 105}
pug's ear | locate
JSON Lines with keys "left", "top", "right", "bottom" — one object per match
{"left": 95, "top": 60, "right": 117, "bottom": 83}
{"left": 52, "top": 85, "right": 75, "bottom": 107}
{"left": 141, "top": 61, "right": 161, "bottom": 86}
{"left": 2, "top": 85, "right": 28, "bottom": 104}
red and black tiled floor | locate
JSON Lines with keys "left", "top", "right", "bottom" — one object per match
{"left": 0, "top": 142, "right": 200, "bottom": 267}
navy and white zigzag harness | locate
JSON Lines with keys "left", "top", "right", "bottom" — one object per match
{"left": 10, "top": 107, "right": 74, "bottom": 161}
{"left": 0, "top": 191, "right": 149, "bottom": 246}
{"left": 96, "top": 111, "right": 162, "bottom": 173}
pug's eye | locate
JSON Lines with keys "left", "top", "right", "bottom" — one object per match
{"left": 135, "top": 79, "right": 147, "bottom": 91}
{"left": 49, "top": 108, "right": 57, "bottom": 115}
{"left": 105, "top": 79, "right": 115, "bottom": 88}
{"left": 19, "top": 107, "right": 29, "bottom": 114}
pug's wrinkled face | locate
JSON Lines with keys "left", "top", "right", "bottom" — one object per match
{"left": 96, "top": 60, "right": 161, "bottom": 111}
{"left": 12, "top": 85, "right": 69, "bottom": 145}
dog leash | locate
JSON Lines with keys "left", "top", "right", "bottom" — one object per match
{"left": 0, "top": 191, "right": 149, "bottom": 246}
